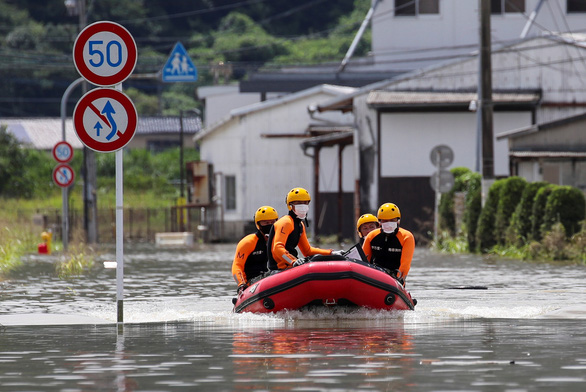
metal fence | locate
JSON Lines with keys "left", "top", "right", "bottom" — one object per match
{"left": 23, "top": 205, "right": 222, "bottom": 243}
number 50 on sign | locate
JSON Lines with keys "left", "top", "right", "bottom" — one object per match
{"left": 73, "top": 21, "right": 137, "bottom": 86}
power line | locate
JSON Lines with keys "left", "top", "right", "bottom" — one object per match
{"left": 118, "top": 0, "right": 271, "bottom": 24}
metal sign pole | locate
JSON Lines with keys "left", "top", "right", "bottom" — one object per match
{"left": 434, "top": 151, "right": 440, "bottom": 242}
{"left": 115, "top": 84, "right": 124, "bottom": 324}
{"left": 116, "top": 147, "right": 124, "bottom": 323}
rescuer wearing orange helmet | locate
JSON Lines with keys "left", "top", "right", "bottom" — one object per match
{"left": 232, "top": 205, "right": 278, "bottom": 294}
{"left": 362, "top": 203, "right": 415, "bottom": 284}
{"left": 267, "top": 187, "right": 339, "bottom": 270}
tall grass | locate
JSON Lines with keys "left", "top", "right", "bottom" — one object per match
{"left": 0, "top": 224, "right": 36, "bottom": 275}
{"left": 56, "top": 242, "right": 96, "bottom": 279}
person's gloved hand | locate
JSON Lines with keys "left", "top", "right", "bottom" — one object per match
{"left": 237, "top": 283, "right": 248, "bottom": 295}
{"left": 331, "top": 250, "right": 345, "bottom": 257}
{"left": 292, "top": 257, "right": 308, "bottom": 267}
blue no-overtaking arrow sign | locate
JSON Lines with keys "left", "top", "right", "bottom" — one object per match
{"left": 162, "top": 42, "right": 198, "bottom": 82}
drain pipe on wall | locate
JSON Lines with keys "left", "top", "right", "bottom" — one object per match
{"left": 302, "top": 143, "right": 320, "bottom": 240}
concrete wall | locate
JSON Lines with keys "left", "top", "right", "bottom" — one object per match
{"left": 380, "top": 111, "right": 532, "bottom": 177}
{"left": 372, "top": 0, "right": 586, "bottom": 71}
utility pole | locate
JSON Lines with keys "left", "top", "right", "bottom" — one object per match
{"left": 478, "top": 0, "right": 495, "bottom": 203}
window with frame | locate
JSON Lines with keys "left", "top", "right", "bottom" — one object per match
{"left": 567, "top": 0, "right": 586, "bottom": 13}
{"left": 491, "top": 0, "right": 525, "bottom": 14}
{"left": 225, "top": 175, "right": 236, "bottom": 210}
{"left": 395, "top": 0, "right": 439, "bottom": 16}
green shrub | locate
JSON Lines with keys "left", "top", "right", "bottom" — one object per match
{"left": 463, "top": 172, "right": 482, "bottom": 251}
{"left": 494, "top": 176, "right": 527, "bottom": 245}
{"left": 531, "top": 184, "right": 556, "bottom": 241}
{"left": 475, "top": 178, "right": 506, "bottom": 253}
{"left": 542, "top": 185, "right": 586, "bottom": 238}
{"left": 509, "top": 181, "right": 549, "bottom": 244}
{"left": 438, "top": 167, "right": 472, "bottom": 236}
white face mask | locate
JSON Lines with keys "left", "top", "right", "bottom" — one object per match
{"left": 381, "top": 221, "right": 398, "bottom": 234}
{"left": 293, "top": 204, "right": 309, "bottom": 219}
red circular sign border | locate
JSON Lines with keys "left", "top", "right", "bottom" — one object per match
{"left": 53, "top": 163, "right": 75, "bottom": 188}
{"left": 52, "top": 141, "right": 74, "bottom": 163}
{"left": 73, "top": 21, "right": 137, "bottom": 86}
{"left": 73, "top": 88, "right": 138, "bottom": 153}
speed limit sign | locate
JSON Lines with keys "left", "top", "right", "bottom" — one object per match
{"left": 52, "top": 141, "right": 74, "bottom": 163}
{"left": 73, "top": 21, "right": 137, "bottom": 86}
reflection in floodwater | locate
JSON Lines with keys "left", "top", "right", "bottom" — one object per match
{"left": 231, "top": 325, "right": 415, "bottom": 391}
{"left": 1, "top": 318, "right": 586, "bottom": 391}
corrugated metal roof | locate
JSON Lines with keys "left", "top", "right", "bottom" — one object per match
{"left": 366, "top": 90, "right": 541, "bottom": 106}
{"left": 1, "top": 116, "right": 202, "bottom": 150}
{"left": 497, "top": 111, "right": 586, "bottom": 140}
{"left": 316, "top": 35, "right": 571, "bottom": 113}
{"left": 137, "top": 116, "right": 202, "bottom": 134}
{"left": 2, "top": 118, "right": 84, "bottom": 150}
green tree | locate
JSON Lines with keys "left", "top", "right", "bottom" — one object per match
{"left": 0, "top": 126, "right": 29, "bottom": 197}
{"left": 212, "top": 12, "right": 288, "bottom": 65}
{"left": 19, "top": 149, "right": 57, "bottom": 197}
{"left": 125, "top": 87, "right": 160, "bottom": 116}
{"left": 0, "top": 2, "right": 31, "bottom": 44}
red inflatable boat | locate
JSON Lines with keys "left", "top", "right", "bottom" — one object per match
{"left": 232, "top": 254, "right": 416, "bottom": 314}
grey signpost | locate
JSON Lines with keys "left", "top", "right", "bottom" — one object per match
{"left": 72, "top": 21, "right": 137, "bottom": 324}
{"left": 430, "top": 145, "right": 455, "bottom": 242}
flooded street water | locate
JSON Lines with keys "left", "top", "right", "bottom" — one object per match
{"left": 1, "top": 244, "right": 585, "bottom": 391}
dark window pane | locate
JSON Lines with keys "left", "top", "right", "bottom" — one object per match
{"left": 505, "top": 0, "right": 525, "bottom": 12}
{"left": 568, "top": 0, "right": 586, "bottom": 13}
{"left": 491, "top": 0, "right": 502, "bottom": 14}
{"left": 395, "top": 0, "right": 416, "bottom": 15}
{"left": 225, "top": 175, "right": 236, "bottom": 210}
{"left": 419, "top": 0, "right": 439, "bottom": 14}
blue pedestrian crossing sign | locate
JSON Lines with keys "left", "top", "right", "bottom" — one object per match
{"left": 162, "top": 42, "right": 198, "bottom": 82}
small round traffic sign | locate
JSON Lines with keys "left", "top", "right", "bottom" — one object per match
{"left": 430, "top": 170, "right": 455, "bottom": 193}
{"left": 430, "top": 145, "right": 454, "bottom": 168}
{"left": 53, "top": 163, "right": 75, "bottom": 188}
{"left": 52, "top": 141, "right": 74, "bottom": 163}
{"left": 73, "top": 88, "right": 137, "bottom": 153}
{"left": 73, "top": 21, "right": 137, "bottom": 86}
